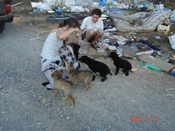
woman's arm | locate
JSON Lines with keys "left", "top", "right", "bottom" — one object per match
{"left": 78, "top": 29, "right": 84, "bottom": 45}
{"left": 56, "top": 27, "right": 79, "bottom": 40}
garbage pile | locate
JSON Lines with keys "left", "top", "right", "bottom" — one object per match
{"left": 26, "top": 0, "right": 175, "bottom": 76}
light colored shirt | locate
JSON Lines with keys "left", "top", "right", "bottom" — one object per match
{"left": 80, "top": 16, "right": 104, "bottom": 32}
{"left": 40, "top": 31, "right": 63, "bottom": 61}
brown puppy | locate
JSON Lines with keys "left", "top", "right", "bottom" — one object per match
{"left": 51, "top": 70, "right": 75, "bottom": 108}
{"left": 65, "top": 60, "right": 102, "bottom": 91}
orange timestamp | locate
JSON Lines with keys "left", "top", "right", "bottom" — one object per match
{"left": 130, "top": 116, "right": 158, "bottom": 121}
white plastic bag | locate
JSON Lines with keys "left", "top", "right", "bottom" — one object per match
{"left": 168, "top": 34, "right": 175, "bottom": 49}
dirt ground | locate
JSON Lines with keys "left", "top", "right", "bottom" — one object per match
{"left": 1, "top": 3, "right": 174, "bottom": 130}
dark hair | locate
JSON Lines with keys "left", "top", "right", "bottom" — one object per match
{"left": 59, "top": 17, "right": 80, "bottom": 29}
{"left": 91, "top": 8, "right": 102, "bottom": 17}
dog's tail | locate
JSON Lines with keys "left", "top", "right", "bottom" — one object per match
{"left": 68, "top": 95, "right": 75, "bottom": 108}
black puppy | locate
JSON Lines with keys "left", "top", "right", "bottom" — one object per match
{"left": 79, "top": 56, "right": 112, "bottom": 81}
{"left": 109, "top": 52, "right": 132, "bottom": 76}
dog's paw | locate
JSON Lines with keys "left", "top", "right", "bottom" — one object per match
{"left": 83, "top": 88, "right": 88, "bottom": 91}
{"left": 63, "top": 97, "right": 68, "bottom": 100}
{"left": 52, "top": 93, "right": 57, "bottom": 96}
{"left": 101, "top": 79, "right": 106, "bottom": 82}
{"left": 71, "top": 105, "right": 74, "bottom": 108}
{"left": 115, "top": 73, "right": 118, "bottom": 75}
{"left": 123, "top": 73, "right": 129, "bottom": 76}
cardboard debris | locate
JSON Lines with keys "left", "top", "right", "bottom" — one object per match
{"left": 139, "top": 54, "right": 175, "bottom": 72}
{"left": 121, "top": 45, "right": 138, "bottom": 57}
{"left": 113, "top": 35, "right": 128, "bottom": 43}
{"left": 136, "top": 48, "right": 154, "bottom": 56}
{"left": 157, "top": 24, "right": 170, "bottom": 35}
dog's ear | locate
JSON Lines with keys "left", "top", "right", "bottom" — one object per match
{"left": 58, "top": 71, "right": 62, "bottom": 76}
{"left": 114, "top": 52, "right": 119, "bottom": 57}
{"left": 51, "top": 71, "right": 55, "bottom": 77}
{"left": 64, "top": 60, "right": 69, "bottom": 66}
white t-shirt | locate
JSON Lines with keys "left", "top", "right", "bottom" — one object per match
{"left": 40, "top": 31, "right": 63, "bottom": 61}
{"left": 81, "top": 16, "right": 104, "bottom": 32}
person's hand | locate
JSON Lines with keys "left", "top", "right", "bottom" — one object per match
{"left": 65, "top": 38, "right": 72, "bottom": 45}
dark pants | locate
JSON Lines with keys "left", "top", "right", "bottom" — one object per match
{"left": 82, "top": 31, "right": 94, "bottom": 44}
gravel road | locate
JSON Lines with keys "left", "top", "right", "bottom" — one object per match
{"left": 0, "top": 22, "right": 175, "bottom": 131}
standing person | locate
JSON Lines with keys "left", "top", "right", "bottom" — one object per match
{"left": 40, "top": 17, "right": 80, "bottom": 90}
{"left": 79, "top": 8, "right": 104, "bottom": 49}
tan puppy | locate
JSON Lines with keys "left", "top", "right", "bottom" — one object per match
{"left": 51, "top": 70, "right": 75, "bottom": 108}
{"left": 65, "top": 60, "right": 99, "bottom": 91}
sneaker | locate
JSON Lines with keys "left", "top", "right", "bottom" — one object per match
{"left": 46, "top": 88, "right": 54, "bottom": 90}
{"left": 42, "top": 82, "right": 49, "bottom": 87}
{"left": 42, "top": 82, "right": 54, "bottom": 90}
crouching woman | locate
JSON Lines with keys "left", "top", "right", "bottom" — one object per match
{"left": 40, "top": 18, "right": 80, "bottom": 90}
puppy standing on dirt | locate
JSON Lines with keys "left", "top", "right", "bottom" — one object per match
{"left": 109, "top": 52, "right": 132, "bottom": 76}
{"left": 51, "top": 70, "right": 75, "bottom": 108}
{"left": 78, "top": 56, "right": 112, "bottom": 81}
{"left": 65, "top": 60, "right": 101, "bottom": 91}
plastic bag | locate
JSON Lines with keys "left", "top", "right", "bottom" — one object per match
{"left": 98, "top": 0, "right": 106, "bottom": 6}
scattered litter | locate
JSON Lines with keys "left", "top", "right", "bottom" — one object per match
{"left": 29, "top": 8, "right": 41, "bottom": 14}
{"left": 30, "top": 30, "right": 52, "bottom": 41}
{"left": 170, "top": 69, "right": 175, "bottom": 76}
{"left": 70, "top": 6, "right": 85, "bottom": 13}
{"left": 116, "top": 47, "right": 123, "bottom": 57}
{"left": 112, "top": 11, "right": 172, "bottom": 32}
{"left": 47, "top": 14, "right": 69, "bottom": 21}
{"left": 107, "top": 45, "right": 116, "bottom": 51}
{"left": 155, "top": 35, "right": 161, "bottom": 39}
{"left": 55, "top": 9, "right": 63, "bottom": 13}
{"left": 105, "top": 27, "right": 117, "bottom": 32}
{"left": 136, "top": 49, "right": 154, "bottom": 56}
{"left": 97, "top": 48, "right": 105, "bottom": 53}
{"left": 113, "top": 35, "right": 128, "bottom": 43}
{"left": 31, "top": 2, "right": 52, "bottom": 12}
{"left": 139, "top": 54, "right": 175, "bottom": 72}
{"left": 157, "top": 24, "right": 170, "bottom": 35}
{"left": 168, "top": 34, "right": 175, "bottom": 49}
{"left": 94, "top": 127, "right": 101, "bottom": 131}
{"left": 139, "top": 40, "right": 160, "bottom": 51}
{"left": 11, "top": 1, "right": 23, "bottom": 7}
{"left": 131, "top": 68, "right": 138, "bottom": 72}
{"left": 47, "top": 10, "right": 55, "bottom": 13}
{"left": 137, "top": 56, "right": 163, "bottom": 72}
